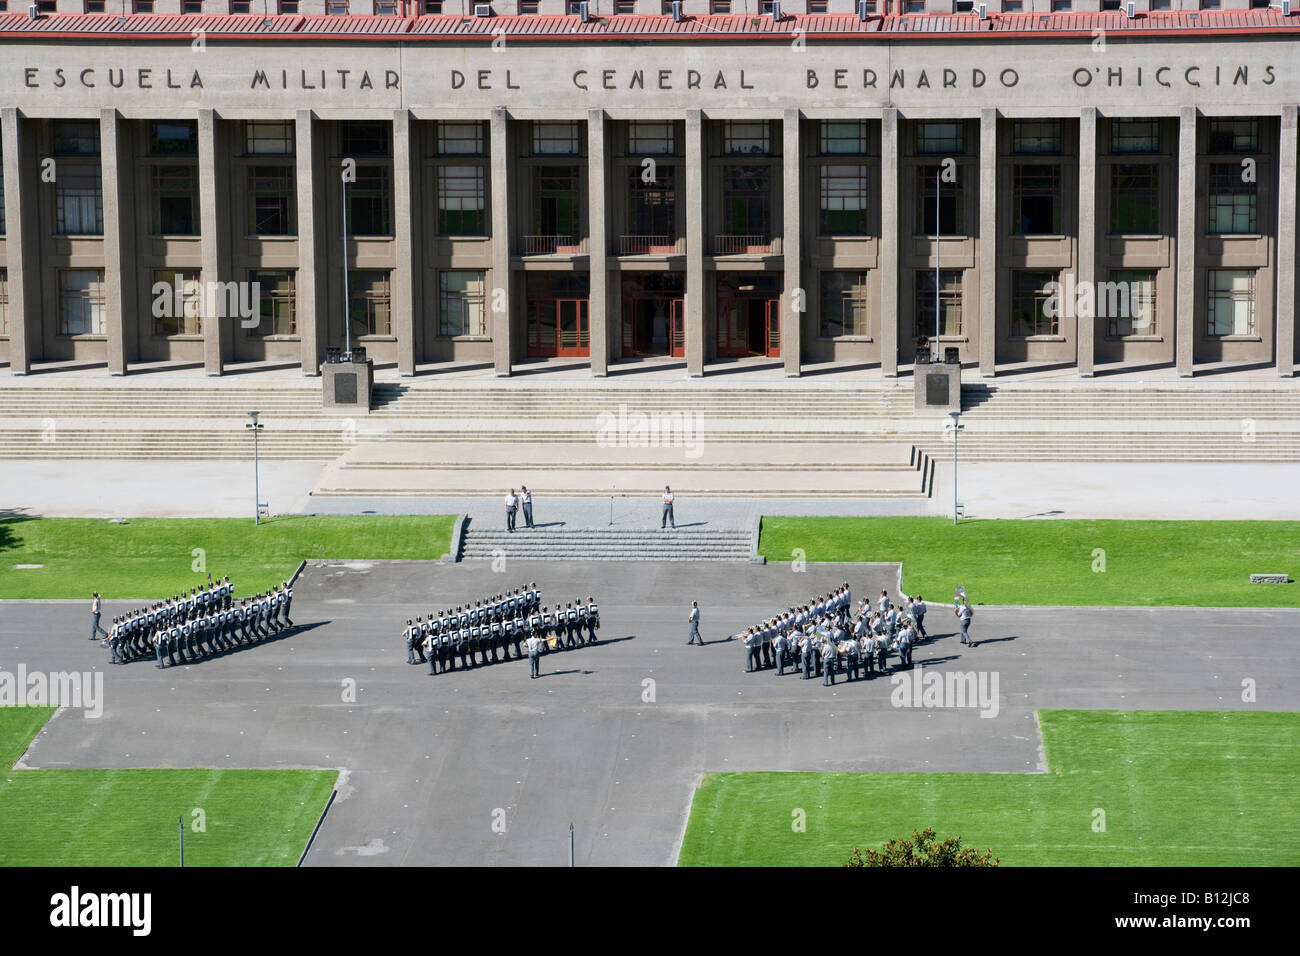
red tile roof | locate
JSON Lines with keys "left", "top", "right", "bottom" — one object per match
{"left": 0, "top": 10, "right": 1297, "bottom": 40}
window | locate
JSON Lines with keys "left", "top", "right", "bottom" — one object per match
{"left": 1207, "top": 119, "right": 1258, "bottom": 154}
{"left": 1012, "top": 165, "right": 1062, "bottom": 235}
{"left": 151, "top": 166, "right": 199, "bottom": 235}
{"left": 627, "top": 165, "right": 676, "bottom": 236}
{"left": 532, "top": 121, "right": 582, "bottom": 156}
{"left": 1012, "top": 120, "right": 1062, "bottom": 155}
{"left": 520, "top": 0, "right": 539, "bottom": 11}
{"left": 1002, "top": 0, "right": 1021, "bottom": 9}
{"left": 248, "top": 166, "right": 295, "bottom": 236}
{"left": 710, "top": 0, "right": 731, "bottom": 11}
{"left": 230, "top": 0, "right": 250, "bottom": 10}
{"left": 615, "top": 0, "right": 636, "bottom": 10}
{"left": 660, "top": 0, "right": 674, "bottom": 11}
{"left": 1101, "top": 0, "right": 1121, "bottom": 9}
{"left": 437, "top": 121, "right": 485, "bottom": 156}
{"left": 567, "top": 0, "right": 585, "bottom": 12}
{"left": 279, "top": 0, "right": 298, "bottom": 11}
{"left": 152, "top": 270, "right": 202, "bottom": 337}
{"left": 1110, "top": 164, "right": 1159, "bottom": 234}
{"left": 916, "top": 164, "right": 964, "bottom": 235}
{"left": 35, "top": 0, "right": 55, "bottom": 8}
{"left": 916, "top": 270, "right": 963, "bottom": 338}
{"left": 819, "top": 120, "right": 868, "bottom": 155}
{"left": 249, "top": 271, "right": 296, "bottom": 336}
{"left": 722, "top": 166, "right": 771, "bottom": 236}
{"left": 1010, "top": 270, "right": 1060, "bottom": 337}
{"left": 904, "top": 0, "right": 925, "bottom": 11}
{"left": 422, "top": 0, "right": 443, "bottom": 11}
{"left": 0, "top": 270, "right": 8, "bottom": 337}
{"left": 819, "top": 165, "right": 869, "bottom": 235}
{"left": 326, "top": 0, "right": 349, "bottom": 12}
{"left": 1207, "top": 163, "right": 1256, "bottom": 234}
{"left": 341, "top": 121, "right": 390, "bottom": 157}
{"left": 860, "top": 0, "right": 877, "bottom": 8}
{"left": 532, "top": 166, "right": 581, "bottom": 238}
{"left": 85, "top": 0, "right": 107, "bottom": 10}
{"left": 0, "top": 151, "right": 5, "bottom": 236}
{"left": 55, "top": 167, "right": 103, "bottom": 236}
{"left": 819, "top": 272, "right": 868, "bottom": 338}
{"left": 439, "top": 271, "right": 488, "bottom": 337}
{"left": 723, "top": 121, "right": 770, "bottom": 156}
{"left": 808, "top": 0, "right": 828, "bottom": 10}
{"left": 1106, "top": 269, "right": 1158, "bottom": 337}
{"left": 1051, "top": 0, "right": 1071, "bottom": 9}
{"left": 53, "top": 121, "right": 100, "bottom": 156}
{"left": 348, "top": 167, "right": 393, "bottom": 236}
{"left": 628, "top": 121, "right": 677, "bottom": 156}
{"left": 437, "top": 166, "right": 487, "bottom": 235}
{"left": 375, "top": 0, "right": 398, "bottom": 12}
{"left": 134, "top": 0, "right": 154, "bottom": 10}
{"left": 349, "top": 271, "right": 392, "bottom": 337}
{"left": 915, "top": 121, "right": 963, "bottom": 155}
{"left": 1206, "top": 270, "right": 1255, "bottom": 336}
{"left": 59, "top": 271, "right": 106, "bottom": 336}
{"left": 1111, "top": 118, "right": 1160, "bottom": 154}
{"left": 955, "top": 0, "right": 973, "bottom": 10}
{"left": 1199, "top": 0, "right": 1220, "bottom": 8}
{"left": 1150, "top": 0, "right": 1169, "bottom": 8}
{"left": 182, "top": 0, "right": 203, "bottom": 11}
{"left": 149, "top": 121, "right": 197, "bottom": 157}
{"left": 246, "top": 120, "right": 295, "bottom": 155}
{"left": 759, "top": 0, "right": 775, "bottom": 12}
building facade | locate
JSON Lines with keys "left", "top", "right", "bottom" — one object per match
{"left": 0, "top": 5, "right": 1297, "bottom": 378}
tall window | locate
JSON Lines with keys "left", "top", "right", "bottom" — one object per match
{"left": 1111, "top": 118, "right": 1161, "bottom": 154}
{"left": 1207, "top": 163, "right": 1257, "bottom": 234}
{"left": 1110, "top": 165, "right": 1159, "bottom": 234}
{"left": 916, "top": 164, "right": 964, "bottom": 235}
{"left": 1012, "top": 165, "right": 1062, "bottom": 235}
{"left": 349, "top": 167, "right": 393, "bottom": 236}
{"left": 533, "top": 167, "right": 581, "bottom": 238}
{"left": 437, "top": 121, "right": 485, "bottom": 156}
{"left": 628, "top": 166, "right": 676, "bottom": 236}
{"left": 627, "top": 121, "right": 677, "bottom": 156}
{"left": 437, "top": 166, "right": 486, "bottom": 235}
{"left": 250, "top": 271, "right": 296, "bottom": 336}
{"left": 1012, "top": 120, "right": 1062, "bottom": 155}
{"left": 149, "top": 121, "right": 197, "bottom": 157}
{"left": 151, "top": 166, "right": 199, "bottom": 235}
{"left": 248, "top": 167, "right": 295, "bottom": 235}
{"left": 0, "top": 270, "right": 8, "bottom": 337}
{"left": 341, "top": 121, "right": 390, "bottom": 157}
{"left": 819, "top": 165, "right": 869, "bottom": 235}
{"left": 246, "top": 120, "right": 295, "bottom": 155}
{"left": 819, "top": 272, "right": 868, "bottom": 338}
{"left": 349, "top": 271, "right": 392, "bottom": 337}
{"left": 1207, "top": 119, "right": 1258, "bottom": 154}
{"left": 59, "top": 270, "right": 107, "bottom": 336}
{"left": 819, "top": 120, "right": 868, "bottom": 155}
{"left": 723, "top": 121, "right": 770, "bottom": 155}
{"left": 722, "top": 166, "right": 771, "bottom": 236}
{"left": 915, "top": 121, "right": 964, "bottom": 155}
{"left": 439, "top": 271, "right": 488, "bottom": 337}
{"left": 56, "top": 167, "right": 104, "bottom": 236}
{"left": 916, "top": 270, "right": 963, "bottom": 337}
{"left": 1206, "top": 270, "right": 1255, "bottom": 337}
{"left": 1106, "top": 269, "right": 1158, "bottom": 337}
{"left": 532, "top": 122, "right": 582, "bottom": 156}
{"left": 152, "top": 270, "right": 202, "bottom": 337}
{"left": 0, "top": 142, "right": 6, "bottom": 236}
{"left": 53, "top": 121, "right": 100, "bottom": 156}
{"left": 1010, "top": 270, "right": 1060, "bottom": 337}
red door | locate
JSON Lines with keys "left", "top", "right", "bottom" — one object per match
{"left": 621, "top": 297, "right": 636, "bottom": 358}
{"left": 716, "top": 297, "right": 748, "bottom": 357}
{"left": 764, "top": 298, "right": 780, "bottom": 358}
{"left": 669, "top": 298, "right": 685, "bottom": 358}
{"left": 556, "top": 298, "right": 590, "bottom": 356}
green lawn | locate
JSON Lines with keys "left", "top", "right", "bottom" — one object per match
{"left": 0, "top": 514, "right": 456, "bottom": 600}
{"left": 759, "top": 517, "right": 1299, "bottom": 607}
{"left": 0, "top": 707, "right": 336, "bottom": 866}
{"left": 679, "top": 710, "right": 1300, "bottom": 867}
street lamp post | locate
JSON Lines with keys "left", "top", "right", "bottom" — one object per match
{"left": 934, "top": 163, "right": 942, "bottom": 362}
{"left": 342, "top": 164, "right": 351, "bottom": 360}
{"left": 246, "top": 411, "right": 265, "bottom": 525}
{"left": 947, "top": 409, "right": 964, "bottom": 526}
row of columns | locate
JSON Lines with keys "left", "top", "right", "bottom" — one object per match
{"left": 2, "top": 106, "right": 1296, "bottom": 377}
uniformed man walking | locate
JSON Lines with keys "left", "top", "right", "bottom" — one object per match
{"left": 89, "top": 593, "right": 108, "bottom": 641}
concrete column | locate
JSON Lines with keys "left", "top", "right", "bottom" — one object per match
{"left": 1077, "top": 107, "right": 1097, "bottom": 378}
{"left": 978, "top": 107, "right": 997, "bottom": 378}
{"left": 490, "top": 107, "right": 513, "bottom": 377}
{"left": 198, "top": 109, "right": 228, "bottom": 376}
{"left": 100, "top": 108, "right": 131, "bottom": 376}
{"left": 1176, "top": 106, "right": 1197, "bottom": 378}
{"left": 295, "top": 110, "right": 324, "bottom": 376}
{"left": 588, "top": 108, "right": 609, "bottom": 376}
{"left": 879, "top": 108, "right": 899, "bottom": 378}
{"left": 2, "top": 109, "right": 37, "bottom": 374}
{"left": 1277, "top": 106, "right": 1297, "bottom": 378}
{"left": 782, "top": 108, "right": 802, "bottom": 377}
{"left": 685, "top": 108, "right": 705, "bottom": 377}
{"left": 392, "top": 109, "right": 417, "bottom": 377}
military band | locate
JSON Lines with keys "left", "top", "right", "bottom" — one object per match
{"left": 402, "top": 583, "right": 602, "bottom": 675}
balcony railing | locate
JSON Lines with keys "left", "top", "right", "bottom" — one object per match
{"left": 617, "top": 235, "right": 683, "bottom": 256}
{"left": 713, "top": 234, "right": 775, "bottom": 255}
{"left": 523, "top": 235, "right": 587, "bottom": 256}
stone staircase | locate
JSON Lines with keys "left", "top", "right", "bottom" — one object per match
{"left": 458, "top": 522, "right": 754, "bottom": 561}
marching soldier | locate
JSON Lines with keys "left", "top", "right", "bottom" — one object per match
{"left": 585, "top": 597, "right": 600, "bottom": 644}
{"left": 404, "top": 619, "right": 419, "bottom": 665}
{"left": 153, "top": 627, "right": 167, "bottom": 669}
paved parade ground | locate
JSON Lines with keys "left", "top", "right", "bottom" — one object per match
{"left": 3, "top": 559, "right": 1297, "bottom": 866}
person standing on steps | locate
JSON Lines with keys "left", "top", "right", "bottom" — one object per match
{"left": 662, "top": 486, "right": 676, "bottom": 530}
{"left": 520, "top": 486, "right": 534, "bottom": 529}
{"left": 505, "top": 489, "right": 519, "bottom": 532}
{"left": 687, "top": 601, "right": 703, "bottom": 645}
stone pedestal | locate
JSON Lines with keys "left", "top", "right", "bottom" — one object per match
{"left": 322, "top": 359, "right": 373, "bottom": 416}
{"left": 914, "top": 362, "right": 962, "bottom": 414}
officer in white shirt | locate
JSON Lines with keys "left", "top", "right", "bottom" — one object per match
{"left": 90, "top": 593, "right": 107, "bottom": 641}
{"left": 526, "top": 631, "right": 542, "bottom": 679}
{"left": 505, "top": 489, "right": 519, "bottom": 532}
{"left": 520, "top": 486, "right": 534, "bottom": 529}
{"left": 687, "top": 601, "right": 702, "bottom": 645}
{"left": 661, "top": 486, "right": 676, "bottom": 530}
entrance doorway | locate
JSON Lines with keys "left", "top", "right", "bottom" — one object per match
{"left": 716, "top": 272, "right": 781, "bottom": 358}
{"left": 620, "top": 273, "right": 685, "bottom": 358}
{"left": 526, "top": 273, "right": 590, "bottom": 357}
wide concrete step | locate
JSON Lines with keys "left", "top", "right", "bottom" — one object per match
{"left": 459, "top": 526, "right": 754, "bottom": 561}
